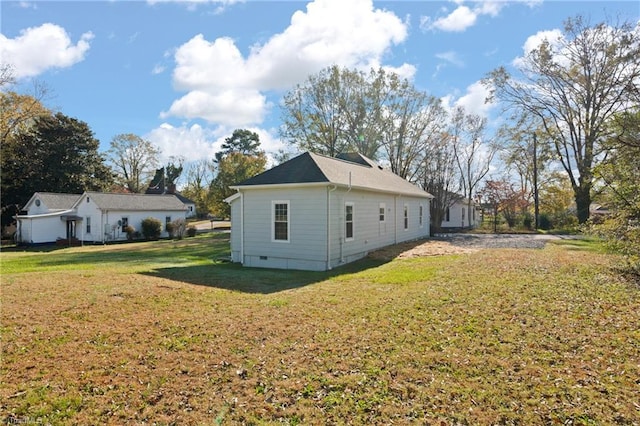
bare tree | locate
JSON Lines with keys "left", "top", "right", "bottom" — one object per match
{"left": 182, "top": 159, "right": 215, "bottom": 217}
{"left": 485, "top": 16, "right": 640, "bottom": 223}
{"left": 381, "top": 82, "right": 447, "bottom": 180}
{"left": 451, "top": 106, "right": 499, "bottom": 223}
{"left": 419, "top": 130, "right": 459, "bottom": 233}
{"left": 107, "top": 134, "right": 160, "bottom": 193}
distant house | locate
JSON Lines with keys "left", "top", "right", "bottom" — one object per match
{"left": 225, "top": 152, "right": 433, "bottom": 271}
{"left": 15, "top": 192, "right": 188, "bottom": 244}
{"left": 440, "top": 194, "right": 482, "bottom": 230}
{"left": 145, "top": 171, "right": 197, "bottom": 219}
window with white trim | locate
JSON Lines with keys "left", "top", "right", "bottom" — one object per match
{"left": 445, "top": 207, "right": 450, "bottom": 222}
{"left": 403, "top": 204, "right": 409, "bottom": 230}
{"left": 419, "top": 204, "right": 424, "bottom": 228}
{"left": 379, "top": 203, "right": 385, "bottom": 222}
{"left": 86, "top": 217, "right": 91, "bottom": 233}
{"left": 273, "top": 201, "right": 289, "bottom": 242}
{"left": 345, "top": 202, "right": 354, "bottom": 241}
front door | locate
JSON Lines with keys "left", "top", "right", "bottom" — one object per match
{"left": 66, "top": 220, "right": 76, "bottom": 240}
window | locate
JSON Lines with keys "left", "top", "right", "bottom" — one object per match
{"left": 379, "top": 203, "right": 385, "bottom": 222}
{"left": 166, "top": 216, "right": 171, "bottom": 226}
{"left": 273, "top": 201, "right": 289, "bottom": 242}
{"left": 86, "top": 217, "right": 91, "bottom": 233}
{"left": 419, "top": 204, "right": 424, "bottom": 228}
{"left": 345, "top": 203, "right": 354, "bottom": 240}
{"left": 121, "top": 217, "right": 128, "bottom": 232}
{"left": 404, "top": 204, "right": 409, "bottom": 230}
{"left": 462, "top": 207, "right": 466, "bottom": 224}
{"left": 445, "top": 207, "right": 450, "bottom": 222}
{"left": 87, "top": 197, "right": 90, "bottom": 203}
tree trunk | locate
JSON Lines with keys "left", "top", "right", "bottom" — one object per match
{"left": 574, "top": 185, "right": 591, "bottom": 224}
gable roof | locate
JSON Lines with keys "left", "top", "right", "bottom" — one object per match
{"left": 80, "top": 192, "right": 187, "bottom": 211}
{"left": 27, "top": 192, "right": 81, "bottom": 211}
{"left": 234, "top": 152, "right": 432, "bottom": 198}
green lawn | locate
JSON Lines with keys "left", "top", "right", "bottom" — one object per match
{"left": 1, "top": 234, "right": 638, "bottom": 424}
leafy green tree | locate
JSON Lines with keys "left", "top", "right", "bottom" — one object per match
{"left": 1, "top": 112, "right": 113, "bottom": 227}
{"left": 486, "top": 16, "right": 640, "bottom": 223}
{"left": 215, "top": 129, "right": 261, "bottom": 163}
{"left": 593, "top": 110, "right": 640, "bottom": 274}
{"left": 182, "top": 159, "right": 215, "bottom": 217}
{"left": 107, "top": 133, "right": 160, "bottom": 193}
{"left": 209, "top": 129, "right": 266, "bottom": 217}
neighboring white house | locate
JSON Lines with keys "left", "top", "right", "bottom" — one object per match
{"left": 225, "top": 152, "right": 433, "bottom": 271}
{"left": 440, "top": 195, "right": 482, "bottom": 230}
{"left": 15, "top": 192, "right": 188, "bottom": 244}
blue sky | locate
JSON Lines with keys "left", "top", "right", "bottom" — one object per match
{"left": 2, "top": 0, "right": 638, "bottom": 164}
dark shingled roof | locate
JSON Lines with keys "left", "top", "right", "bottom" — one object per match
{"left": 235, "top": 152, "right": 432, "bottom": 198}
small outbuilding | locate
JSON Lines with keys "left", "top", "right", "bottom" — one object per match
{"left": 225, "top": 152, "right": 433, "bottom": 271}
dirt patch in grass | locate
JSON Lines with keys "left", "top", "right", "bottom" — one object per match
{"left": 368, "top": 238, "right": 478, "bottom": 260}
{"left": 1, "top": 235, "right": 639, "bottom": 424}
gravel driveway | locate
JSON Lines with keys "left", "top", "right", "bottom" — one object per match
{"left": 433, "top": 233, "right": 572, "bottom": 249}
{"left": 369, "top": 233, "right": 578, "bottom": 260}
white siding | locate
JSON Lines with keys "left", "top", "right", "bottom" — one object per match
{"left": 229, "top": 185, "right": 431, "bottom": 271}
{"left": 229, "top": 196, "right": 242, "bottom": 262}
{"left": 240, "top": 187, "right": 328, "bottom": 270}
{"left": 17, "top": 216, "right": 66, "bottom": 244}
{"left": 441, "top": 200, "right": 480, "bottom": 229}
{"left": 75, "top": 194, "right": 188, "bottom": 242}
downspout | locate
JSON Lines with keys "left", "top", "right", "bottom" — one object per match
{"left": 239, "top": 191, "right": 244, "bottom": 264}
{"left": 394, "top": 195, "right": 398, "bottom": 244}
{"left": 326, "top": 184, "right": 337, "bottom": 270}
{"left": 340, "top": 173, "right": 352, "bottom": 264}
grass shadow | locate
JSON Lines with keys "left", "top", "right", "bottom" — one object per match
{"left": 142, "top": 256, "right": 388, "bottom": 294}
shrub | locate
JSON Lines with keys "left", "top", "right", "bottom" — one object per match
{"left": 141, "top": 217, "right": 162, "bottom": 240}
{"left": 186, "top": 226, "right": 197, "bottom": 237}
{"left": 538, "top": 214, "right": 552, "bottom": 230}
{"left": 522, "top": 213, "right": 533, "bottom": 230}
{"left": 166, "top": 222, "right": 175, "bottom": 237}
{"left": 170, "top": 218, "right": 187, "bottom": 239}
{"left": 124, "top": 225, "right": 136, "bottom": 240}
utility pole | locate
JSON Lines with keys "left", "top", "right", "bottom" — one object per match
{"left": 533, "top": 133, "right": 539, "bottom": 230}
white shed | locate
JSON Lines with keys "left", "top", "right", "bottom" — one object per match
{"left": 225, "top": 152, "right": 433, "bottom": 271}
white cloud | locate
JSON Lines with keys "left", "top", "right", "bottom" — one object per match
{"left": 145, "top": 122, "right": 284, "bottom": 163}
{"left": 442, "top": 81, "right": 494, "bottom": 118}
{"left": 151, "top": 64, "right": 166, "bottom": 75}
{"left": 145, "top": 123, "right": 223, "bottom": 162}
{"left": 430, "top": 5, "right": 477, "bottom": 32}
{"left": 421, "top": 1, "right": 507, "bottom": 33}
{"left": 163, "top": 0, "right": 411, "bottom": 127}
{"left": 513, "top": 29, "right": 566, "bottom": 68}
{"left": 0, "top": 23, "right": 93, "bottom": 79}
{"left": 435, "top": 51, "right": 465, "bottom": 67}
{"left": 161, "top": 89, "right": 269, "bottom": 126}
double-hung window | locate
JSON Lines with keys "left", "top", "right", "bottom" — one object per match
{"left": 273, "top": 201, "right": 289, "bottom": 242}
{"left": 403, "top": 204, "right": 409, "bottom": 230}
{"left": 379, "top": 203, "right": 385, "bottom": 222}
{"left": 419, "top": 204, "right": 424, "bottom": 228}
{"left": 345, "top": 203, "right": 354, "bottom": 241}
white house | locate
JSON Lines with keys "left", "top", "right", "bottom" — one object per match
{"left": 440, "top": 195, "right": 482, "bottom": 230}
{"left": 225, "top": 152, "right": 433, "bottom": 271}
{"left": 15, "top": 192, "right": 188, "bottom": 244}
